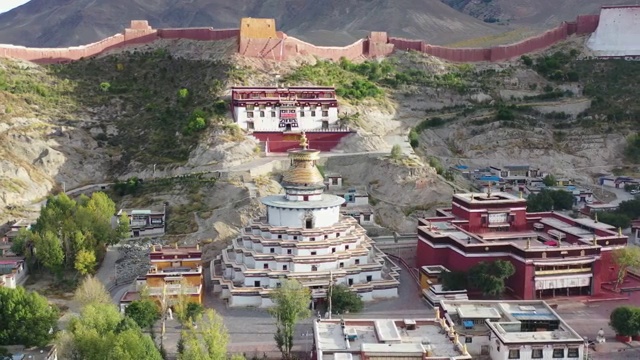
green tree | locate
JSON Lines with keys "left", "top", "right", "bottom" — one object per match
{"left": 598, "top": 212, "right": 631, "bottom": 230}
{"left": 609, "top": 306, "right": 640, "bottom": 336}
{"left": 117, "top": 212, "right": 130, "bottom": 239}
{"left": 35, "top": 231, "right": 64, "bottom": 274}
{"left": 0, "top": 287, "right": 59, "bottom": 347}
{"left": 618, "top": 198, "right": 640, "bottom": 220}
{"left": 468, "top": 260, "right": 515, "bottom": 297}
{"left": 624, "top": 132, "right": 640, "bottom": 163}
{"left": 179, "top": 309, "right": 230, "bottom": 360}
{"left": 611, "top": 247, "right": 640, "bottom": 290}
{"left": 185, "top": 302, "right": 205, "bottom": 323}
{"left": 390, "top": 144, "right": 402, "bottom": 159}
{"left": 73, "top": 276, "right": 112, "bottom": 307}
{"left": 526, "top": 191, "right": 554, "bottom": 212}
{"left": 542, "top": 174, "right": 557, "bottom": 187}
{"left": 10, "top": 228, "right": 31, "bottom": 256}
{"left": 269, "top": 279, "right": 311, "bottom": 359}
{"left": 547, "top": 190, "right": 575, "bottom": 210}
{"left": 74, "top": 249, "right": 97, "bottom": 276}
{"left": 124, "top": 299, "right": 160, "bottom": 329}
{"left": 329, "top": 285, "right": 363, "bottom": 314}
{"left": 441, "top": 270, "right": 469, "bottom": 291}
{"left": 61, "top": 303, "right": 162, "bottom": 360}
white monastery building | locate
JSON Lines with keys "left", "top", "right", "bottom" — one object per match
{"left": 210, "top": 133, "right": 400, "bottom": 307}
{"left": 231, "top": 86, "right": 340, "bottom": 132}
{"left": 438, "top": 300, "right": 586, "bottom": 360}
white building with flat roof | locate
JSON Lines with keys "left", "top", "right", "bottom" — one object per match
{"left": 438, "top": 300, "right": 585, "bottom": 360}
{"left": 210, "top": 134, "right": 400, "bottom": 307}
{"left": 313, "top": 318, "right": 472, "bottom": 360}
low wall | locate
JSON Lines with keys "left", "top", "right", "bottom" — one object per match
{"left": 253, "top": 131, "right": 354, "bottom": 153}
{"left": 157, "top": 28, "right": 239, "bottom": 41}
{"left": 283, "top": 36, "right": 367, "bottom": 61}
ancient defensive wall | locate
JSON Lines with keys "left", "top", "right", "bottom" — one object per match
{"left": 0, "top": 10, "right": 611, "bottom": 65}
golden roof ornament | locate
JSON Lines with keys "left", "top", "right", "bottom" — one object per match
{"left": 519, "top": 191, "right": 523, "bottom": 199}
{"left": 593, "top": 233, "right": 597, "bottom": 245}
{"left": 619, "top": 227, "right": 623, "bottom": 237}
{"left": 594, "top": 212, "right": 598, "bottom": 223}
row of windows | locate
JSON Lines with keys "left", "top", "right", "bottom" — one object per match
{"left": 264, "top": 232, "right": 342, "bottom": 241}
{"left": 252, "top": 274, "right": 366, "bottom": 288}
{"left": 260, "top": 259, "right": 363, "bottom": 271}
{"left": 246, "top": 104, "right": 332, "bottom": 110}
{"left": 508, "top": 347, "right": 579, "bottom": 359}
{"left": 265, "top": 245, "right": 350, "bottom": 254}
{"left": 246, "top": 110, "right": 330, "bottom": 118}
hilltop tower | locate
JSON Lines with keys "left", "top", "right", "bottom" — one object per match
{"left": 210, "top": 133, "right": 400, "bottom": 307}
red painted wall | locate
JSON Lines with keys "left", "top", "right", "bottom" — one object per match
{"left": 157, "top": 28, "right": 239, "bottom": 41}
{"left": 252, "top": 131, "right": 354, "bottom": 152}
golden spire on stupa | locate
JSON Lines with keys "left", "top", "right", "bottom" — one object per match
{"left": 281, "top": 132, "right": 323, "bottom": 186}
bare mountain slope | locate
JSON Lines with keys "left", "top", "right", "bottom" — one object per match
{"left": 0, "top": 0, "right": 504, "bottom": 47}
{"left": 442, "top": 0, "right": 639, "bottom": 27}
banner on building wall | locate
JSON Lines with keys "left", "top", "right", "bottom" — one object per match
{"left": 535, "top": 274, "right": 591, "bottom": 290}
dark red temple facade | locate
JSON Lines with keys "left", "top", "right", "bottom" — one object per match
{"left": 416, "top": 191, "right": 627, "bottom": 300}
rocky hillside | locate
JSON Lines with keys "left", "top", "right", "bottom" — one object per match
{"left": 0, "top": 0, "right": 504, "bottom": 47}
{"left": 1, "top": 34, "right": 638, "bottom": 240}
{"left": 441, "top": 0, "right": 638, "bottom": 26}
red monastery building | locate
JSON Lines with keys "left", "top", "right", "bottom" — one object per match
{"left": 416, "top": 190, "right": 627, "bottom": 300}
{"left": 231, "top": 86, "right": 354, "bottom": 152}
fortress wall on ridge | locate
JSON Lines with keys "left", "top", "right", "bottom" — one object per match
{"left": 0, "top": 9, "right": 615, "bottom": 65}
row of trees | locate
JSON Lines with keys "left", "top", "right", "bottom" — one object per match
{"left": 10, "top": 192, "right": 129, "bottom": 278}
{"left": 441, "top": 260, "right": 516, "bottom": 297}
{"left": 526, "top": 189, "right": 575, "bottom": 212}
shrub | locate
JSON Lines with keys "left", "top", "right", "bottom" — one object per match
{"left": 521, "top": 55, "right": 533, "bottom": 67}
{"left": 390, "top": 144, "right": 402, "bottom": 159}
{"left": 610, "top": 306, "right": 640, "bottom": 336}
{"left": 99, "top": 82, "right": 111, "bottom": 92}
{"left": 415, "top": 117, "right": 445, "bottom": 132}
{"left": 495, "top": 106, "right": 515, "bottom": 121}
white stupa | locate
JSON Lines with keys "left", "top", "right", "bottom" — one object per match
{"left": 211, "top": 133, "right": 400, "bottom": 307}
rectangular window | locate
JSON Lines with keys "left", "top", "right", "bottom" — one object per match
{"left": 508, "top": 349, "right": 520, "bottom": 359}
{"left": 247, "top": 122, "right": 254, "bottom": 130}
{"left": 324, "top": 235, "right": 329, "bottom": 239}
{"left": 247, "top": 111, "right": 254, "bottom": 118}
{"left": 311, "top": 265, "right": 318, "bottom": 271}
{"left": 366, "top": 275, "right": 372, "bottom": 282}
{"left": 260, "top": 111, "right": 265, "bottom": 117}
{"left": 282, "top": 265, "right": 288, "bottom": 271}
{"left": 259, "top": 104, "right": 266, "bottom": 110}
{"left": 332, "top": 248, "right": 336, "bottom": 253}
{"left": 276, "top": 282, "right": 282, "bottom": 288}
{"left": 299, "top": 111, "right": 304, "bottom": 117}
{"left": 270, "top": 248, "right": 275, "bottom": 253}
{"left": 567, "top": 348, "right": 579, "bottom": 358}
{"left": 311, "top": 251, "right": 317, "bottom": 255}
{"left": 293, "top": 236, "right": 298, "bottom": 240}
{"left": 531, "top": 349, "right": 543, "bottom": 359}
{"left": 355, "top": 259, "right": 360, "bottom": 265}
{"left": 552, "top": 349, "right": 564, "bottom": 358}
{"left": 263, "top": 263, "right": 269, "bottom": 269}
{"left": 465, "top": 337, "right": 472, "bottom": 343}
{"left": 271, "top": 111, "right": 276, "bottom": 117}
{"left": 311, "top": 111, "right": 316, "bottom": 117}
{"left": 345, "top": 245, "right": 349, "bottom": 250}
{"left": 363, "top": 214, "right": 371, "bottom": 221}
{"left": 339, "top": 262, "right": 344, "bottom": 268}
{"left": 287, "top": 249, "right": 292, "bottom": 254}
{"left": 322, "top": 110, "right": 329, "bottom": 117}
{"left": 278, "top": 234, "right": 282, "bottom": 239}
{"left": 254, "top": 281, "right": 260, "bottom": 287}
{"left": 348, "top": 278, "right": 353, "bottom": 285}
{"left": 322, "top": 120, "right": 329, "bottom": 129}
{"left": 247, "top": 105, "right": 255, "bottom": 110}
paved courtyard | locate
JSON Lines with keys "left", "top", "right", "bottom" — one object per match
{"left": 204, "top": 267, "right": 431, "bottom": 358}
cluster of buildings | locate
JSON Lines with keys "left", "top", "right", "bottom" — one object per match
{"left": 0, "top": 220, "right": 31, "bottom": 289}
{"left": 312, "top": 300, "right": 586, "bottom": 360}
{"left": 231, "top": 86, "right": 355, "bottom": 153}
{"left": 453, "top": 164, "right": 595, "bottom": 206}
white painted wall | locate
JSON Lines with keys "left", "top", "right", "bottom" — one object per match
{"left": 490, "top": 339, "right": 584, "bottom": 360}
{"left": 266, "top": 206, "right": 341, "bottom": 228}
{"left": 234, "top": 106, "right": 339, "bottom": 131}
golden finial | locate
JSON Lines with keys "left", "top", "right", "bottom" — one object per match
{"left": 174, "top": 242, "right": 178, "bottom": 249}
{"left": 593, "top": 233, "right": 597, "bottom": 246}
{"left": 526, "top": 239, "right": 531, "bottom": 249}
{"left": 519, "top": 191, "right": 523, "bottom": 199}
{"left": 463, "top": 343, "right": 468, "bottom": 355}
{"left": 299, "top": 131, "right": 309, "bottom": 150}
{"left": 619, "top": 227, "right": 623, "bottom": 237}
{"left": 435, "top": 307, "right": 440, "bottom": 319}
{"left": 470, "top": 193, "right": 474, "bottom": 201}
{"left": 594, "top": 212, "right": 598, "bottom": 223}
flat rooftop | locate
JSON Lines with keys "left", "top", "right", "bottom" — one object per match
{"left": 314, "top": 319, "right": 462, "bottom": 358}
{"left": 261, "top": 194, "right": 345, "bottom": 209}
{"left": 453, "top": 191, "right": 526, "bottom": 205}
{"left": 441, "top": 300, "right": 584, "bottom": 344}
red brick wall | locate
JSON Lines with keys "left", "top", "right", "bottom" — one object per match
{"left": 157, "top": 28, "right": 239, "bottom": 41}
